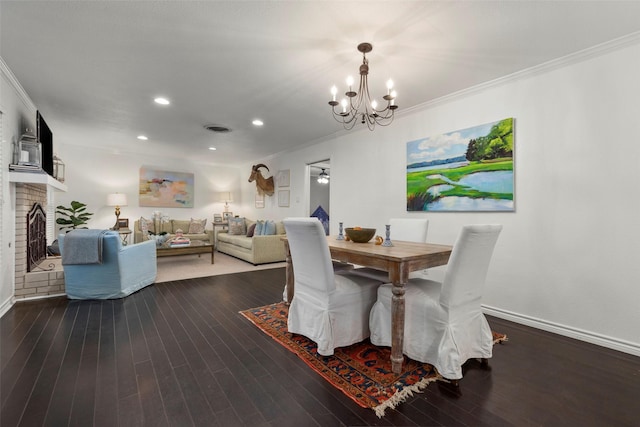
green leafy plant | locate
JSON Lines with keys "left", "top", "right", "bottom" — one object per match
{"left": 56, "top": 200, "right": 93, "bottom": 231}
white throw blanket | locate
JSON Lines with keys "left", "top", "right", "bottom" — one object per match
{"left": 62, "top": 229, "right": 108, "bottom": 265}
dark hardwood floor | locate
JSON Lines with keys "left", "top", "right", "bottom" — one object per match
{"left": 2, "top": 268, "right": 639, "bottom": 426}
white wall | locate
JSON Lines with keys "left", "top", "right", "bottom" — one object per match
{"left": 237, "top": 38, "right": 640, "bottom": 355}
{"left": 0, "top": 59, "right": 38, "bottom": 314}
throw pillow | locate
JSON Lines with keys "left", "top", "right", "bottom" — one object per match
{"left": 246, "top": 223, "right": 256, "bottom": 237}
{"left": 255, "top": 220, "right": 265, "bottom": 236}
{"left": 172, "top": 220, "right": 190, "bottom": 234}
{"left": 188, "top": 218, "right": 207, "bottom": 234}
{"left": 263, "top": 220, "right": 277, "bottom": 235}
{"left": 228, "top": 217, "right": 246, "bottom": 235}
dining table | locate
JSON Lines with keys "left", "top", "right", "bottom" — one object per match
{"left": 282, "top": 235, "right": 453, "bottom": 374}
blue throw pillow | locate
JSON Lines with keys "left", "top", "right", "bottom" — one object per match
{"left": 255, "top": 220, "right": 265, "bottom": 236}
{"left": 263, "top": 220, "right": 276, "bottom": 235}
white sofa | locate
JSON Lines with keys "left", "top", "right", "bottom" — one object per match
{"left": 216, "top": 218, "right": 286, "bottom": 265}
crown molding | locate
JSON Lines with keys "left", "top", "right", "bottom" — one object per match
{"left": 0, "top": 56, "right": 37, "bottom": 112}
{"left": 400, "top": 31, "right": 640, "bottom": 117}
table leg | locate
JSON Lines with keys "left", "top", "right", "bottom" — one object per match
{"left": 390, "top": 263, "right": 407, "bottom": 374}
{"left": 390, "top": 284, "right": 406, "bottom": 374}
{"left": 284, "top": 240, "right": 294, "bottom": 304}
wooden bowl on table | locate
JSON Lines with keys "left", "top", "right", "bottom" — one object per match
{"left": 344, "top": 227, "right": 376, "bottom": 243}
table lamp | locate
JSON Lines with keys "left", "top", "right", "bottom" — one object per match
{"left": 217, "top": 191, "right": 233, "bottom": 213}
{"left": 107, "top": 193, "right": 128, "bottom": 230}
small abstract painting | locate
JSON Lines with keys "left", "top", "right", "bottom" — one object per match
{"left": 406, "top": 118, "right": 514, "bottom": 212}
{"left": 139, "top": 167, "right": 194, "bottom": 208}
{"left": 276, "top": 169, "right": 290, "bottom": 187}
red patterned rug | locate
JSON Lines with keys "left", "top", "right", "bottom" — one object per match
{"left": 240, "top": 302, "right": 507, "bottom": 417}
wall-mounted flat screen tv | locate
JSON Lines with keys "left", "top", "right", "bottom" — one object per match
{"left": 37, "top": 111, "right": 54, "bottom": 177}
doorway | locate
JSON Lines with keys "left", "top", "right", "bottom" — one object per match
{"left": 308, "top": 159, "right": 330, "bottom": 234}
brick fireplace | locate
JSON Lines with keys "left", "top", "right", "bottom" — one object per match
{"left": 14, "top": 183, "right": 64, "bottom": 299}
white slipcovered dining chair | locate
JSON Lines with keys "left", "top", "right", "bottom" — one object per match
{"left": 369, "top": 224, "right": 502, "bottom": 380}
{"left": 349, "top": 218, "right": 430, "bottom": 281}
{"left": 284, "top": 218, "right": 383, "bottom": 356}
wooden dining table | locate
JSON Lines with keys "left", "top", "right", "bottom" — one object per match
{"left": 282, "top": 236, "right": 453, "bottom": 374}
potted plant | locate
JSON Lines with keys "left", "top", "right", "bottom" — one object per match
{"left": 56, "top": 200, "right": 94, "bottom": 232}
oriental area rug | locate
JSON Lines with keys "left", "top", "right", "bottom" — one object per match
{"left": 240, "top": 302, "right": 507, "bottom": 417}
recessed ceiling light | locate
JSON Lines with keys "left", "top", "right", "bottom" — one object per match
{"left": 154, "top": 97, "right": 170, "bottom": 105}
{"left": 137, "top": 135, "right": 148, "bottom": 140}
{"left": 252, "top": 119, "right": 264, "bottom": 126}
{"left": 208, "top": 147, "right": 217, "bottom": 151}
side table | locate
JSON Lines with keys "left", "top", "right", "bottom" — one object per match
{"left": 212, "top": 221, "right": 228, "bottom": 249}
{"left": 114, "top": 228, "right": 132, "bottom": 246}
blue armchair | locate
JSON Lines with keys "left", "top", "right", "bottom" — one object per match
{"left": 59, "top": 230, "right": 157, "bottom": 299}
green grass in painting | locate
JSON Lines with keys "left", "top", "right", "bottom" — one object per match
{"left": 439, "top": 188, "right": 513, "bottom": 200}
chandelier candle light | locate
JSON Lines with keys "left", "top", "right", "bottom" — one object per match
{"left": 329, "top": 42, "right": 398, "bottom": 130}
{"left": 107, "top": 193, "right": 128, "bottom": 231}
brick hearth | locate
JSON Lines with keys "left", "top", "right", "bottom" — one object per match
{"left": 14, "top": 183, "right": 64, "bottom": 299}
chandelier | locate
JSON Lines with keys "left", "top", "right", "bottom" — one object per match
{"left": 328, "top": 42, "right": 398, "bottom": 130}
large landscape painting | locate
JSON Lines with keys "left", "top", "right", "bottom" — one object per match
{"left": 406, "top": 118, "right": 514, "bottom": 211}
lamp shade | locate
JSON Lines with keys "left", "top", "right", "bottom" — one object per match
{"left": 107, "top": 193, "right": 128, "bottom": 207}
{"left": 217, "top": 191, "right": 233, "bottom": 203}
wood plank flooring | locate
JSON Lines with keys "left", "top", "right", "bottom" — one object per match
{"left": 2, "top": 268, "right": 639, "bottom": 426}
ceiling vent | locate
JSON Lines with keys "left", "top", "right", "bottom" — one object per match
{"left": 204, "top": 124, "right": 232, "bottom": 133}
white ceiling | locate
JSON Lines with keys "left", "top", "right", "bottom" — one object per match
{"left": 2, "top": 1, "right": 640, "bottom": 166}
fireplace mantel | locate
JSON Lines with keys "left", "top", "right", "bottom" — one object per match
{"left": 9, "top": 172, "right": 67, "bottom": 192}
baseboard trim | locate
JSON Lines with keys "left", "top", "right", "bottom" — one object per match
{"left": 0, "top": 296, "right": 14, "bottom": 318}
{"left": 483, "top": 305, "right": 640, "bottom": 357}
{"left": 15, "top": 293, "right": 66, "bottom": 303}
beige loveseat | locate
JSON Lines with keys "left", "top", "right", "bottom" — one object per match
{"left": 133, "top": 219, "right": 214, "bottom": 244}
{"left": 216, "top": 218, "right": 286, "bottom": 265}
